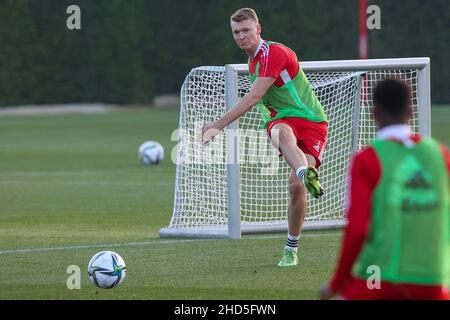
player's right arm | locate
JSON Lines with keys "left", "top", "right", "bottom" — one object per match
{"left": 200, "top": 44, "right": 291, "bottom": 145}
{"left": 200, "top": 76, "right": 275, "bottom": 144}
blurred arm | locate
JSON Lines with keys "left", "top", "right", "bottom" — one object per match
{"left": 439, "top": 144, "right": 450, "bottom": 247}
{"left": 439, "top": 144, "right": 450, "bottom": 174}
{"left": 329, "top": 147, "right": 381, "bottom": 294}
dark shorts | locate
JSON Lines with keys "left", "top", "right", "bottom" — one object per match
{"left": 266, "top": 117, "right": 328, "bottom": 168}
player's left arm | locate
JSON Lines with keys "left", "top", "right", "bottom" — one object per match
{"left": 439, "top": 144, "right": 450, "bottom": 242}
{"left": 439, "top": 144, "right": 450, "bottom": 175}
{"left": 200, "top": 45, "right": 288, "bottom": 145}
{"left": 200, "top": 77, "right": 275, "bottom": 144}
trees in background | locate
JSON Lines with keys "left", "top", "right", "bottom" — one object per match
{"left": 0, "top": 0, "right": 448, "bottom": 106}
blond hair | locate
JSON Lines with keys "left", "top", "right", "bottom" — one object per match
{"left": 230, "top": 8, "right": 259, "bottom": 24}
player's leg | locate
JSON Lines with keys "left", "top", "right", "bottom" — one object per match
{"left": 287, "top": 170, "right": 307, "bottom": 237}
{"left": 270, "top": 123, "right": 323, "bottom": 198}
{"left": 277, "top": 171, "right": 305, "bottom": 267}
{"left": 278, "top": 155, "right": 318, "bottom": 266}
{"left": 269, "top": 123, "right": 320, "bottom": 266}
{"left": 269, "top": 122, "right": 307, "bottom": 170}
{"left": 286, "top": 154, "right": 316, "bottom": 235}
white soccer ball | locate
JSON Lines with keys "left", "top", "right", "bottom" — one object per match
{"left": 138, "top": 141, "right": 164, "bottom": 165}
{"left": 87, "top": 251, "right": 127, "bottom": 289}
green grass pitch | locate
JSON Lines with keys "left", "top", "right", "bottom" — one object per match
{"left": 0, "top": 106, "right": 448, "bottom": 299}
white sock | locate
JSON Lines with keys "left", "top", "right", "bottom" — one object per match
{"left": 284, "top": 234, "right": 300, "bottom": 252}
{"left": 296, "top": 166, "right": 307, "bottom": 185}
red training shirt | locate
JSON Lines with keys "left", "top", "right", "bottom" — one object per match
{"left": 249, "top": 40, "right": 299, "bottom": 87}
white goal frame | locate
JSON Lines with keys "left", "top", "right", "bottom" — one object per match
{"left": 160, "top": 57, "right": 431, "bottom": 239}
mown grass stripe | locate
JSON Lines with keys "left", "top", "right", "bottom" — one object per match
{"left": 0, "top": 232, "right": 340, "bottom": 255}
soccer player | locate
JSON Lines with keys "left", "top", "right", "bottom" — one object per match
{"left": 200, "top": 8, "right": 328, "bottom": 267}
{"left": 319, "top": 78, "right": 450, "bottom": 300}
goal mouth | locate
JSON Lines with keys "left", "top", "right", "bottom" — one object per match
{"left": 161, "top": 58, "right": 430, "bottom": 239}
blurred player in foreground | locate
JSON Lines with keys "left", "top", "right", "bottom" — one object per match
{"left": 320, "top": 78, "right": 450, "bottom": 300}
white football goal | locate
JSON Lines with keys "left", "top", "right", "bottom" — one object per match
{"left": 160, "top": 57, "right": 431, "bottom": 239}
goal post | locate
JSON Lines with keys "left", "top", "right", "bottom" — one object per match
{"left": 225, "top": 64, "right": 242, "bottom": 239}
{"left": 160, "top": 57, "right": 431, "bottom": 239}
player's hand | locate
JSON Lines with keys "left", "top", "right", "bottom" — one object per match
{"left": 318, "top": 283, "right": 336, "bottom": 300}
{"left": 199, "top": 122, "right": 222, "bottom": 145}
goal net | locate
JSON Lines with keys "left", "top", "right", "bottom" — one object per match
{"left": 160, "top": 58, "right": 430, "bottom": 238}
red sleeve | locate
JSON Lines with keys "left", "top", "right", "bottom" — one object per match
{"left": 258, "top": 45, "right": 288, "bottom": 79}
{"left": 329, "top": 147, "right": 381, "bottom": 293}
{"left": 439, "top": 144, "right": 450, "bottom": 174}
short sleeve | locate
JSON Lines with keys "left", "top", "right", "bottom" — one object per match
{"left": 439, "top": 144, "right": 450, "bottom": 175}
{"left": 258, "top": 45, "right": 288, "bottom": 79}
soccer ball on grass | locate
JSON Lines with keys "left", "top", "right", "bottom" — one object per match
{"left": 87, "top": 251, "right": 127, "bottom": 289}
{"left": 139, "top": 141, "right": 164, "bottom": 165}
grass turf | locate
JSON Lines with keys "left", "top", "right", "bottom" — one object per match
{"left": 0, "top": 106, "right": 448, "bottom": 299}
